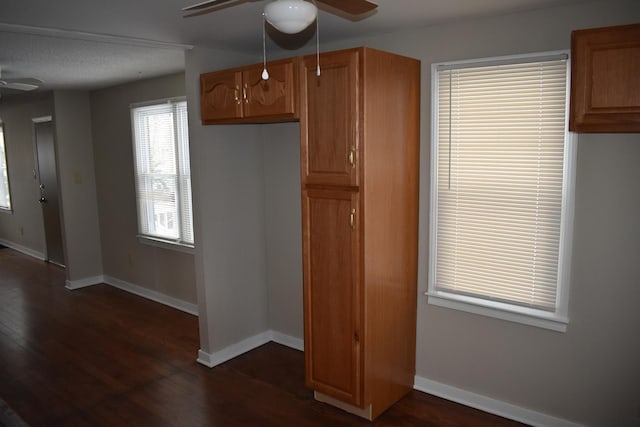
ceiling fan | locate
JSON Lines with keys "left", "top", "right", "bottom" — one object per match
{"left": 0, "top": 68, "right": 41, "bottom": 92}
{"left": 183, "top": 0, "right": 378, "bottom": 33}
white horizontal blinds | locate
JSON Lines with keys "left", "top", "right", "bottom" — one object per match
{"left": 435, "top": 57, "right": 568, "bottom": 311}
{"left": 132, "top": 100, "right": 193, "bottom": 245}
{"left": 175, "top": 101, "right": 194, "bottom": 244}
{"left": 0, "top": 125, "right": 11, "bottom": 210}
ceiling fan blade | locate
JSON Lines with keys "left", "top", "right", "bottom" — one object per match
{"left": 318, "top": 0, "right": 377, "bottom": 15}
{"left": 182, "top": 0, "right": 236, "bottom": 12}
{"left": 0, "top": 81, "right": 39, "bottom": 91}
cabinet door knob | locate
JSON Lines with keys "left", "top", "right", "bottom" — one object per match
{"left": 348, "top": 146, "right": 356, "bottom": 168}
{"left": 234, "top": 86, "right": 241, "bottom": 105}
{"left": 349, "top": 208, "right": 356, "bottom": 230}
{"left": 243, "top": 84, "right": 249, "bottom": 104}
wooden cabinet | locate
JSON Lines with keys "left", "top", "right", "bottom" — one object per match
{"left": 200, "top": 58, "right": 299, "bottom": 124}
{"left": 570, "top": 23, "right": 640, "bottom": 132}
{"left": 300, "top": 47, "right": 420, "bottom": 420}
{"left": 198, "top": 46, "right": 420, "bottom": 419}
{"left": 200, "top": 68, "right": 241, "bottom": 122}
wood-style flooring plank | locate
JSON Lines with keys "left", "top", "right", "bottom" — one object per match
{"left": 0, "top": 248, "right": 527, "bottom": 426}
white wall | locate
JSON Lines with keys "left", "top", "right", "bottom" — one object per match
{"left": 185, "top": 47, "right": 271, "bottom": 355}
{"left": 262, "top": 122, "right": 303, "bottom": 339}
{"left": 186, "top": 1, "right": 640, "bottom": 425}
{"left": 90, "top": 73, "right": 197, "bottom": 304}
{"left": 53, "top": 90, "right": 103, "bottom": 282}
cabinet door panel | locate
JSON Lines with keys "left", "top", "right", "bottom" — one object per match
{"left": 200, "top": 69, "right": 242, "bottom": 122}
{"left": 302, "top": 189, "right": 361, "bottom": 406}
{"left": 570, "top": 23, "right": 640, "bottom": 132}
{"left": 243, "top": 60, "right": 297, "bottom": 119}
{"left": 301, "top": 50, "right": 359, "bottom": 187}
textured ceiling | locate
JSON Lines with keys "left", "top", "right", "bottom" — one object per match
{"left": 0, "top": 30, "right": 186, "bottom": 91}
{"left": 0, "top": 0, "right": 591, "bottom": 93}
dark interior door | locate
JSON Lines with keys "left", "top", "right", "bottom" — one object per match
{"left": 34, "top": 119, "right": 65, "bottom": 266}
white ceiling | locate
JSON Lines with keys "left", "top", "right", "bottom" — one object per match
{"left": 0, "top": 0, "right": 588, "bottom": 94}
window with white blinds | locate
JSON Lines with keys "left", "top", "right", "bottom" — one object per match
{"left": 0, "top": 124, "right": 12, "bottom": 212}
{"left": 428, "top": 52, "right": 575, "bottom": 330}
{"left": 131, "top": 98, "right": 193, "bottom": 248}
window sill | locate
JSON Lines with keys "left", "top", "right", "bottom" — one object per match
{"left": 138, "top": 236, "right": 195, "bottom": 255}
{"left": 426, "top": 291, "right": 568, "bottom": 332}
{"left": 0, "top": 208, "right": 13, "bottom": 214}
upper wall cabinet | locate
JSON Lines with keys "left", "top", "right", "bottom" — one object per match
{"left": 200, "top": 58, "right": 299, "bottom": 124}
{"left": 570, "top": 23, "right": 640, "bottom": 132}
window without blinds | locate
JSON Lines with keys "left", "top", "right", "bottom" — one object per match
{"left": 131, "top": 99, "right": 193, "bottom": 247}
{"left": 430, "top": 53, "right": 572, "bottom": 316}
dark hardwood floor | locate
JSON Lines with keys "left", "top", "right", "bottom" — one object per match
{"left": 0, "top": 248, "right": 527, "bottom": 426}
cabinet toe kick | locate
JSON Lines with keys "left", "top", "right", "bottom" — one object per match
{"left": 314, "top": 391, "right": 373, "bottom": 421}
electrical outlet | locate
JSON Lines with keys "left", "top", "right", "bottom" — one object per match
{"left": 128, "top": 253, "right": 133, "bottom": 266}
{"left": 19, "top": 226, "right": 24, "bottom": 236}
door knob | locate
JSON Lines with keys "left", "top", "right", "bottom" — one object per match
{"left": 39, "top": 196, "right": 48, "bottom": 204}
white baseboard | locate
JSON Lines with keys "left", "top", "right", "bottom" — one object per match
{"left": 103, "top": 275, "right": 198, "bottom": 316}
{"left": 270, "top": 330, "right": 304, "bottom": 351}
{"left": 196, "top": 349, "right": 217, "bottom": 368}
{"left": 0, "top": 239, "right": 198, "bottom": 318}
{"left": 413, "top": 376, "right": 581, "bottom": 427}
{"left": 197, "top": 333, "right": 580, "bottom": 426}
{"left": 63, "top": 274, "right": 198, "bottom": 317}
{"left": 197, "top": 330, "right": 273, "bottom": 368}
{"left": 0, "top": 239, "right": 46, "bottom": 261}
{"left": 65, "top": 275, "right": 104, "bottom": 290}
{"left": 197, "top": 329, "right": 304, "bottom": 368}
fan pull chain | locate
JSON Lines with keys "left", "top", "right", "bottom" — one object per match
{"left": 262, "top": 13, "right": 269, "bottom": 80}
{"left": 314, "top": 0, "right": 320, "bottom": 76}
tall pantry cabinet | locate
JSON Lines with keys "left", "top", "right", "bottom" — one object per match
{"left": 299, "top": 47, "right": 421, "bottom": 419}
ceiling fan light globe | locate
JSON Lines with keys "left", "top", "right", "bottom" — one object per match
{"left": 264, "top": 0, "right": 317, "bottom": 34}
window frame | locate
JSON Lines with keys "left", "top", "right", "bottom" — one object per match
{"left": 130, "top": 97, "right": 194, "bottom": 252}
{"left": 427, "top": 51, "right": 576, "bottom": 332}
{"left": 0, "top": 122, "right": 13, "bottom": 213}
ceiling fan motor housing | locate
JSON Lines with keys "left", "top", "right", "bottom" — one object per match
{"left": 264, "top": 0, "right": 318, "bottom": 34}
